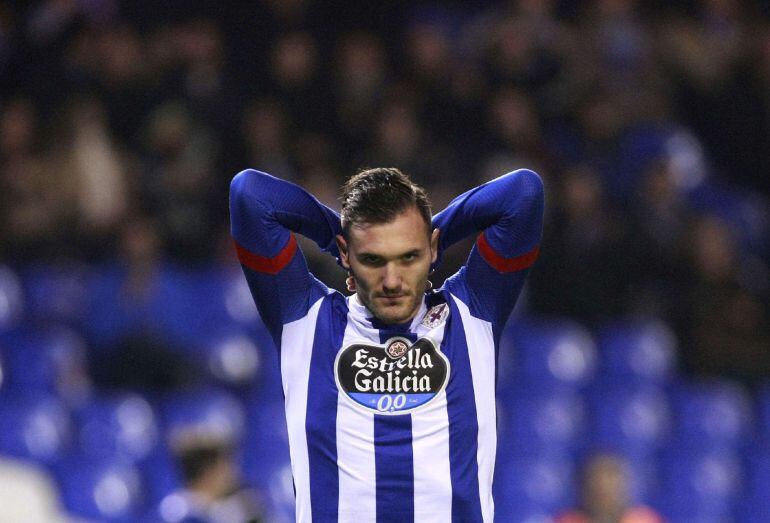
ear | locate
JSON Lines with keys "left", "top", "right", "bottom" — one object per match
{"left": 336, "top": 234, "right": 350, "bottom": 269}
{"left": 430, "top": 228, "right": 440, "bottom": 264}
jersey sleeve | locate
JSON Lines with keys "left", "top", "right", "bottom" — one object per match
{"left": 229, "top": 169, "right": 342, "bottom": 343}
{"left": 432, "top": 169, "right": 544, "bottom": 328}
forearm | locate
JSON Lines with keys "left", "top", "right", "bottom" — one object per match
{"left": 230, "top": 169, "right": 341, "bottom": 257}
{"left": 432, "top": 169, "right": 544, "bottom": 260}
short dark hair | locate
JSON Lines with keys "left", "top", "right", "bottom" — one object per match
{"left": 177, "top": 443, "right": 232, "bottom": 485}
{"left": 340, "top": 167, "right": 432, "bottom": 237}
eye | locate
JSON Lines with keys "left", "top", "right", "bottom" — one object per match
{"left": 360, "top": 254, "right": 384, "bottom": 266}
{"left": 402, "top": 252, "right": 419, "bottom": 262}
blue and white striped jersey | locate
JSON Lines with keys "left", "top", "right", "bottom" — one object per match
{"left": 230, "top": 168, "right": 544, "bottom": 522}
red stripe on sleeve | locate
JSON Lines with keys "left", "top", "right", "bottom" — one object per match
{"left": 234, "top": 233, "right": 297, "bottom": 275}
{"left": 476, "top": 232, "right": 540, "bottom": 273}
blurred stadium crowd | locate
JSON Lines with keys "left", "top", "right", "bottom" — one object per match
{"left": 1, "top": 0, "right": 770, "bottom": 521}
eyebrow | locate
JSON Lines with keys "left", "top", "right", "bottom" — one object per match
{"left": 356, "top": 248, "right": 422, "bottom": 260}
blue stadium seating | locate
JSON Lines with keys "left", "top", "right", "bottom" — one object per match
{"left": 138, "top": 443, "right": 183, "bottom": 505}
{"left": 757, "top": 384, "right": 770, "bottom": 441}
{"left": 597, "top": 319, "right": 676, "bottom": 385}
{"left": 671, "top": 379, "right": 753, "bottom": 450}
{"left": 494, "top": 451, "right": 576, "bottom": 516}
{"left": 0, "top": 393, "right": 72, "bottom": 463}
{"left": 587, "top": 382, "right": 671, "bottom": 458}
{"left": 159, "top": 386, "right": 246, "bottom": 446}
{"left": 241, "top": 392, "right": 291, "bottom": 486}
{"left": 497, "top": 384, "right": 586, "bottom": 455}
{"left": 740, "top": 448, "right": 770, "bottom": 521}
{"left": 19, "top": 263, "right": 89, "bottom": 325}
{"left": 656, "top": 448, "right": 743, "bottom": 522}
{"left": 501, "top": 318, "right": 597, "bottom": 390}
{"left": 74, "top": 392, "right": 159, "bottom": 462}
{"left": 0, "top": 324, "right": 90, "bottom": 401}
{"left": 52, "top": 455, "right": 145, "bottom": 523}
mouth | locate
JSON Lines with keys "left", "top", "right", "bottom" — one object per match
{"left": 377, "top": 294, "right": 408, "bottom": 303}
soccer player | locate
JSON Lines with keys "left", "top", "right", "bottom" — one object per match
{"left": 230, "top": 167, "right": 543, "bottom": 522}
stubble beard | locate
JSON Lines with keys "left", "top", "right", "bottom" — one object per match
{"left": 361, "top": 289, "right": 423, "bottom": 325}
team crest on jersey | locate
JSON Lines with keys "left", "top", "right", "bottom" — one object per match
{"left": 421, "top": 303, "right": 449, "bottom": 329}
{"left": 386, "top": 339, "right": 408, "bottom": 359}
{"left": 335, "top": 336, "right": 450, "bottom": 415}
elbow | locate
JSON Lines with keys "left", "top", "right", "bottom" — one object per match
{"left": 230, "top": 169, "right": 273, "bottom": 227}
{"left": 230, "top": 168, "right": 272, "bottom": 211}
{"left": 230, "top": 168, "right": 257, "bottom": 204}
{"left": 507, "top": 168, "right": 545, "bottom": 206}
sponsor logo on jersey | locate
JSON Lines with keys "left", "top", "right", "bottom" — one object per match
{"left": 421, "top": 303, "right": 449, "bottom": 329}
{"left": 335, "top": 336, "right": 450, "bottom": 415}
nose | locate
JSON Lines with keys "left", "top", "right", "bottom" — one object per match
{"left": 381, "top": 263, "right": 402, "bottom": 294}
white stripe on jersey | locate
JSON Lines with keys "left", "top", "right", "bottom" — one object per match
{"left": 452, "top": 295, "right": 497, "bottom": 523}
{"left": 280, "top": 297, "right": 325, "bottom": 523}
{"left": 336, "top": 315, "right": 377, "bottom": 523}
{"left": 411, "top": 305, "right": 452, "bottom": 522}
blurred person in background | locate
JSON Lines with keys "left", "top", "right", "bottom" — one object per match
{"left": 556, "top": 453, "right": 662, "bottom": 523}
{"left": 161, "top": 432, "right": 264, "bottom": 523}
{"left": 528, "top": 165, "right": 644, "bottom": 326}
{"left": 674, "top": 214, "right": 770, "bottom": 384}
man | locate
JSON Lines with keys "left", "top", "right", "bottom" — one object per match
{"left": 230, "top": 167, "right": 543, "bottom": 522}
{"left": 555, "top": 453, "right": 663, "bottom": 523}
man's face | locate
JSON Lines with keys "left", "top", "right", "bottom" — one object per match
{"left": 338, "top": 206, "right": 438, "bottom": 324}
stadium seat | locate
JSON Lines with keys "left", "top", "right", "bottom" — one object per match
{"left": 194, "top": 330, "right": 263, "bottom": 388}
{"left": 83, "top": 263, "right": 188, "bottom": 350}
{"left": 501, "top": 318, "right": 597, "bottom": 390}
{"left": 756, "top": 384, "right": 770, "bottom": 442}
{"left": 19, "top": 263, "right": 89, "bottom": 325}
{"left": 52, "top": 455, "right": 145, "bottom": 523}
{"left": 497, "top": 384, "right": 586, "bottom": 455}
{"left": 671, "top": 379, "right": 753, "bottom": 450}
{"left": 739, "top": 447, "right": 770, "bottom": 521}
{"left": 0, "top": 393, "right": 72, "bottom": 463}
{"left": 587, "top": 383, "right": 671, "bottom": 458}
{"left": 74, "top": 392, "right": 159, "bottom": 462}
{"left": 241, "top": 394, "right": 291, "bottom": 490}
{"left": 159, "top": 387, "right": 246, "bottom": 446}
{"left": 656, "top": 448, "right": 743, "bottom": 522}
{"left": 138, "top": 444, "right": 183, "bottom": 505}
{"left": 0, "top": 324, "right": 90, "bottom": 402}
{"left": 494, "top": 451, "right": 576, "bottom": 516}
{"left": 596, "top": 319, "right": 676, "bottom": 384}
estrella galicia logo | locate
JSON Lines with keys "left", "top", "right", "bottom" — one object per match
{"left": 335, "top": 336, "right": 450, "bottom": 415}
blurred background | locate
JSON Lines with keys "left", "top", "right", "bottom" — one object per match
{"left": 1, "top": 0, "right": 770, "bottom": 521}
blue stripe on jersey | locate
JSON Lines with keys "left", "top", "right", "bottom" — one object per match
{"left": 306, "top": 295, "right": 346, "bottom": 521}
{"left": 374, "top": 328, "right": 416, "bottom": 522}
{"left": 374, "top": 415, "right": 414, "bottom": 522}
{"left": 443, "top": 294, "right": 483, "bottom": 522}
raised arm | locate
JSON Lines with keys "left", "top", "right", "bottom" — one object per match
{"left": 433, "top": 169, "right": 544, "bottom": 328}
{"left": 229, "top": 169, "right": 342, "bottom": 342}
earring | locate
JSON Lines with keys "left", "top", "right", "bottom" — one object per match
{"left": 346, "top": 273, "right": 357, "bottom": 293}
{"left": 425, "top": 279, "right": 433, "bottom": 291}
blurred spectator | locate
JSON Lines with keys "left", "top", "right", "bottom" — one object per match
{"left": 0, "top": 98, "right": 77, "bottom": 261}
{"left": 675, "top": 215, "right": 770, "bottom": 384}
{"left": 86, "top": 217, "right": 198, "bottom": 390}
{"left": 141, "top": 101, "right": 219, "bottom": 259}
{"left": 160, "top": 434, "right": 264, "bottom": 523}
{"left": 556, "top": 453, "right": 662, "bottom": 523}
{"left": 528, "top": 165, "right": 646, "bottom": 326}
